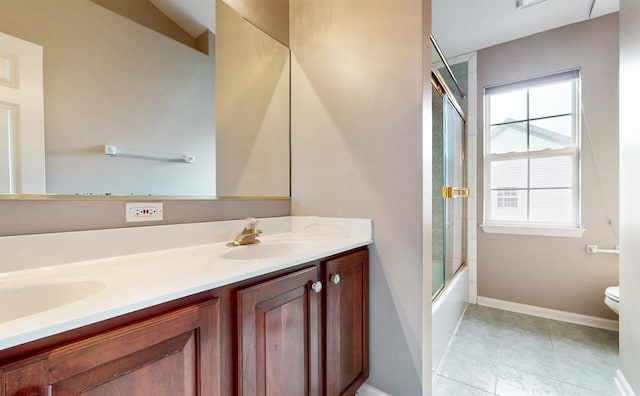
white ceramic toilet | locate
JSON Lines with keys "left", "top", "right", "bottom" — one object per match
{"left": 604, "top": 286, "right": 620, "bottom": 314}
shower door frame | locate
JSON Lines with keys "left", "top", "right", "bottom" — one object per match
{"left": 431, "top": 69, "right": 468, "bottom": 301}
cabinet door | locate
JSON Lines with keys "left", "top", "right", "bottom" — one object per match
{"left": 3, "top": 298, "right": 220, "bottom": 396}
{"left": 324, "top": 249, "right": 369, "bottom": 396}
{"left": 237, "top": 266, "right": 321, "bottom": 396}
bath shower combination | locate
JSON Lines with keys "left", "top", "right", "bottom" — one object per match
{"left": 431, "top": 35, "right": 468, "bottom": 300}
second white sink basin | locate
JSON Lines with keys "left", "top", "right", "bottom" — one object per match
{"left": 0, "top": 280, "right": 106, "bottom": 323}
{"left": 220, "top": 238, "right": 322, "bottom": 261}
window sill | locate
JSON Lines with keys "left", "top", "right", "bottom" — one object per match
{"left": 480, "top": 224, "right": 586, "bottom": 238}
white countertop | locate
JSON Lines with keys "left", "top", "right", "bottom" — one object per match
{"left": 0, "top": 216, "right": 373, "bottom": 350}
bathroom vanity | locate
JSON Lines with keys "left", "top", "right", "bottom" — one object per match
{"left": 0, "top": 217, "right": 371, "bottom": 396}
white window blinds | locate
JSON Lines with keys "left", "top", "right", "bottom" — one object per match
{"left": 483, "top": 69, "right": 581, "bottom": 230}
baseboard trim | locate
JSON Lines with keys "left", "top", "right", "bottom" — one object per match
{"left": 356, "top": 384, "right": 392, "bottom": 396}
{"left": 476, "top": 296, "right": 619, "bottom": 332}
{"left": 616, "top": 369, "right": 638, "bottom": 396}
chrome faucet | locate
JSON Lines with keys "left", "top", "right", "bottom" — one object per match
{"left": 226, "top": 218, "right": 263, "bottom": 246}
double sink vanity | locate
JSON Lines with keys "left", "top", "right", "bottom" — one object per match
{"left": 0, "top": 216, "right": 372, "bottom": 395}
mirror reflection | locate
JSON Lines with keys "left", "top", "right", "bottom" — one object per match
{"left": 0, "top": 0, "right": 290, "bottom": 198}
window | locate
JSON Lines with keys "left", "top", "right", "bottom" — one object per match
{"left": 496, "top": 190, "right": 518, "bottom": 208}
{"left": 482, "top": 69, "right": 583, "bottom": 236}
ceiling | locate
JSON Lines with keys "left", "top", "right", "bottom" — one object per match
{"left": 433, "top": 0, "right": 620, "bottom": 58}
{"left": 147, "top": 0, "right": 619, "bottom": 57}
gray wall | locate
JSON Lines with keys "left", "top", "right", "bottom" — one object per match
{"left": 1, "top": 0, "right": 217, "bottom": 196}
{"left": 477, "top": 14, "right": 620, "bottom": 319}
{"left": 289, "top": 0, "right": 431, "bottom": 394}
{"left": 619, "top": 0, "right": 640, "bottom": 392}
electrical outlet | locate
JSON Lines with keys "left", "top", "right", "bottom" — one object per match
{"left": 126, "top": 202, "right": 163, "bottom": 223}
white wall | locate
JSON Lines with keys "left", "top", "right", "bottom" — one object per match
{"left": 618, "top": 0, "right": 640, "bottom": 393}
{"left": 289, "top": 0, "right": 431, "bottom": 394}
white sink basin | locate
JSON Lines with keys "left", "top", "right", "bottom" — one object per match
{"left": 0, "top": 280, "right": 105, "bottom": 323}
{"left": 220, "top": 239, "right": 321, "bottom": 260}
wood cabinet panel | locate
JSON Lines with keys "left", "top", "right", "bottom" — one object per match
{"left": 2, "top": 298, "right": 220, "bottom": 396}
{"left": 237, "top": 266, "right": 321, "bottom": 396}
{"left": 1, "top": 247, "right": 369, "bottom": 396}
{"left": 324, "top": 249, "right": 369, "bottom": 396}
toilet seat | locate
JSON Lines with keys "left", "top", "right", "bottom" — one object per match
{"left": 604, "top": 286, "right": 619, "bottom": 314}
{"left": 606, "top": 286, "right": 619, "bottom": 302}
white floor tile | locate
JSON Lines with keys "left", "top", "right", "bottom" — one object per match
{"left": 434, "top": 305, "right": 620, "bottom": 396}
{"left": 495, "top": 365, "right": 563, "bottom": 396}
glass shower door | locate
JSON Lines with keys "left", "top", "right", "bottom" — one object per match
{"left": 432, "top": 76, "right": 467, "bottom": 298}
{"left": 432, "top": 85, "right": 446, "bottom": 296}
{"left": 443, "top": 97, "right": 466, "bottom": 282}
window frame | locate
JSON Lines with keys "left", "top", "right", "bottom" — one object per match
{"left": 481, "top": 69, "right": 585, "bottom": 238}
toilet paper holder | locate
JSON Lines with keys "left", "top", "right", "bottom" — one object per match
{"left": 585, "top": 244, "right": 620, "bottom": 255}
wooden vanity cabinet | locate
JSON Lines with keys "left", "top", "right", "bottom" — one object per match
{"left": 236, "top": 247, "right": 369, "bottom": 396}
{"left": 1, "top": 297, "right": 221, "bottom": 396}
{"left": 1, "top": 247, "right": 369, "bottom": 396}
{"left": 323, "top": 248, "right": 369, "bottom": 396}
{"left": 236, "top": 266, "right": 322, "bottom": 396}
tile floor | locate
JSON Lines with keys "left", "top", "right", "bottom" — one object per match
{"left": 433, "top": 305, "right": 620, "bottom": 396}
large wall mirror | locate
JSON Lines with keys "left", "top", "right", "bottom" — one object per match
{"left": 0, "top": 0, "right": 290, "bottom": 199}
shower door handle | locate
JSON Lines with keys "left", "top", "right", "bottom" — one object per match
{"left": 441, "top": 186, "right": 469, "bottom": 199}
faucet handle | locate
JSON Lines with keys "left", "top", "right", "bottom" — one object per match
{"left": 245, "top": 217, "right": 259, "bottom": 230}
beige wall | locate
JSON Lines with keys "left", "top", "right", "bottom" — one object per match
{"left": 1, "top": 0, "right": 217, "bottom": 196}
{"left": 477, "top": 14, "right": 620, "bottom": 319}
{"left": 619, "top": 0, "right": 640, "bottom": 392}
{"left": 215, "top": 0, "right": 290, "bottom": 197}
{"left": 0, "top": 0, "right": 290, "bottom": 237}
{"left": 1, "top": 2, "right": 435, "bottom": 393}
{"left": 289, "top": 0, "right": 431, "bottom": 394}
{"left": 89, "top": 0, "right": 197, "bottom": 49}
{"left": 0, "top": 198, "right": 290, "bottom": 236}
{"left": 223, "top": 0, "right": 289, "bottom": 46}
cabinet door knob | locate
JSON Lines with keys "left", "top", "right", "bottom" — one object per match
{"left": 311, "top": 281, "right": 323, "bottom": 293}
{"left": 330, "top": 274, "right": 341, "bottom": 284}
